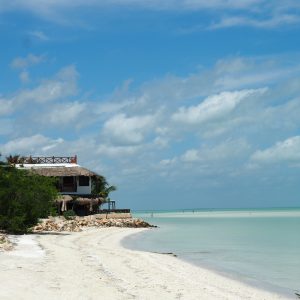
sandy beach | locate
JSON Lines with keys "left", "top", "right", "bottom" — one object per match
{"left": 0, "top": 228, "right": 290, "bottom": 300}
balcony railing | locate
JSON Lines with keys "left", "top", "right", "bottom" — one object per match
{"left": 19, "top": 156, "right": 77, "bottom": 164}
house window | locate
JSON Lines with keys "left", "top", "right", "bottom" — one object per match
{"left": 79, "top": 176, "right": 89, "bottom": 186}
{"left": 62, "top": 176, "right": 77, "bottom": 192}
{"left": 63, "top": 176, "right": 74, "bottom": 186}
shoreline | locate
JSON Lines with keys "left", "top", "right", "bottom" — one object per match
{"left": 0, "top": 227, "right": 291, "bottom": 299}
{"left": 121, "top": 228, "right": 293, "bottom": 299}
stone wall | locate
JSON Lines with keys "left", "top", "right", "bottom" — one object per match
{"left": 92, "top": 212, "right": 132, "bottom": 219}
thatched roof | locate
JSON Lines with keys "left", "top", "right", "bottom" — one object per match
{"left": 75, "top": 197, "right": 104, "bottom": 206}
{"left": 56, "top": 195, "right": 73, "bottom": 202}
{"left": 55, "top": 196, "right": 105, "bottom": 205}
{"left": 28, "top": 166, "right": 97, "bottom": 177}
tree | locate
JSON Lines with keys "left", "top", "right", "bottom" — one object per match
{"left": 0, "top": 165, "right": 58, "bottom": 234}
{"left": 0, "top": 153, "right": 5, "bottom": 166}
{"left": 6, "top": 154, "right": 21, "bottom": 164}
{"left": 92, "top": 175, "right": 117, "bottom": 203}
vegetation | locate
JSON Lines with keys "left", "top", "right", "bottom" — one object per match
{"left": 6, "top": 155, "right": 37, "bottom": 164}
{"left": 0, "top": 153, "right": 116, "bottom": 233}
{"left": 92, "top": 175, "right": 117, "bottom": 203}
{"left": 63, "top": 209, "right": 76, "bottom": 220}
{"left": 6, "top": 154, "right": 24, "bottom": 164}
{"left": 0, "top": 155, "right": 58, "bottom": 234}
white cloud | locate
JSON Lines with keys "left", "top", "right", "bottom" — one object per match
{"left": 158, "top": 139, "right": 251, "bottom": 176}
{"left": 0, "top": 0, "right": 264, "bottom": 14}
{"left": 0, "top": 134, "right": 64, "bottom": 155}
{"left": 0, "top": 98, "right": 14, "bottom": 116}
{"left": 103, "top": 113, "right": 156, "bottom": 145}
{"left": 209, "top": 14, "right": 300, "bottom": 30}
{"left": 11, "top": 54, "right": 45, "bottom": 69}
{"left": 172, "top": 88, "right": 266, "bottom": 125}
{"left": 159, "top": 158, "right": 177, "bottom": 166}
{"left": 181, "top": 149, "right": 200, "bottom": 162}
{"left": 153, "top": 136, "right": 169, "bottom": 148}
{"left": 97, "top": 144, "right": 142, "bottom": 158}
{"left": 251, "top": 136, "right": 300, "bottom": 164}
{"left": 181, "top": 139, "right": 251, "bottom": 163}
{"left": 1, "top": 55, "right": 300, "bottom": 203}
{"left": 155, "top": 139, "right": 252, "bottom": 185}
{"left": 1, "top": 0, "right": 299, "bottom": 29}
{"left": 95, "top": 99, "right": 134, "bottom": 114}
{"left": 28, "top": 30, "right": 50, "bottom": 41}
{"left": 213, "top": 58, "right": 300, "bottom": 90}
{"left": 116, "top": 57, "right": 296, "bottom": 121}
{"left": 19, "top": 70, "right": 30, "bottom": 83}
{"left": 14, "top": 65, "right": 78, "bottom": 106}
{"left": 42, "top": 101, "right": 87, "bottom": 125}
{"left": 0, "top": 65, "right": 78, "bottom": 118}
{"left": 0, "top": 119, "right": 14, "bottom": 136}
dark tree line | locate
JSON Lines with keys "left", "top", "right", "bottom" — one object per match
{"left": 0, "top": 155, "right": 58, "bottom": 234}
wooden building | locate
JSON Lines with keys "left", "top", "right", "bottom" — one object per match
{"left": 16, "top": 155, "right": 96, "bottom": 196}
{"left": 15, "top": 155, "right": 126, "bottom": 216}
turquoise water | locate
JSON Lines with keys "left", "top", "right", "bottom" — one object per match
{"left": 123, "top": 208, "right": 300, "bottom": 297}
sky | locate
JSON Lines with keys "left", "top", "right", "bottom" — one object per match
{"left": 1, "top": 0, "right": 300, "bottom": 210}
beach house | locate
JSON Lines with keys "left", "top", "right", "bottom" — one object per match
{"left": 14, "top": 155, "right": 103, "bottom": 214}
{"left": 13, "top": 155, "right": 125, "bottom": 215}
{"left": 15, "top": 155, "right": 96, "bottom": 196}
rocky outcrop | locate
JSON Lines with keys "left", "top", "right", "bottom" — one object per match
{"left": 32, "top": 218, "right": 82, "bottom": 232}
{"left": 0, "top": 233, "right": 13, "bottom": 251}
{"left": 32, "top": 216, "right": 155, "bottom": 233}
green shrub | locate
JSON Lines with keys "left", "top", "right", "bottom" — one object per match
{"left": 63, "top": 209, "right": 76, "bottom": 220}
{"left": 0, "top": 166, "right": 58, "bottom": 234}
{"left": 49, "top": 204, "right": 59, "bottom": 217}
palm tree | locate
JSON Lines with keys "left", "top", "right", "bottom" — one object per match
{"left": 92, "top": 175, "right": 117, "bottom": 200}
{"left": 6, "top": 154, "right": 21, "bottom": 165}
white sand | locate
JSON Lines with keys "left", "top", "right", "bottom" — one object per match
{"left": 0, "top": 228, "right": 291, "bottom": 300}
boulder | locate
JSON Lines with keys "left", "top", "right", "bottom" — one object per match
{"left": 0, "top": 234, "right": 13, "bottom": 251}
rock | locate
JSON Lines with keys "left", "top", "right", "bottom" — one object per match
{"left": 0, "top": 233, "right": 13, "bottom": 251}
{"left": 30, "top": 215, "right": 155, "bottom": 232}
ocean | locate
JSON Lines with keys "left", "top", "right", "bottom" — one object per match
{"left": 123, "top": 208, "right": 300, "bottom": 298}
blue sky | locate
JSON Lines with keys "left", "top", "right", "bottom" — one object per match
{"left": 1, "top": 1, "right": 300, "bottom": 209}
